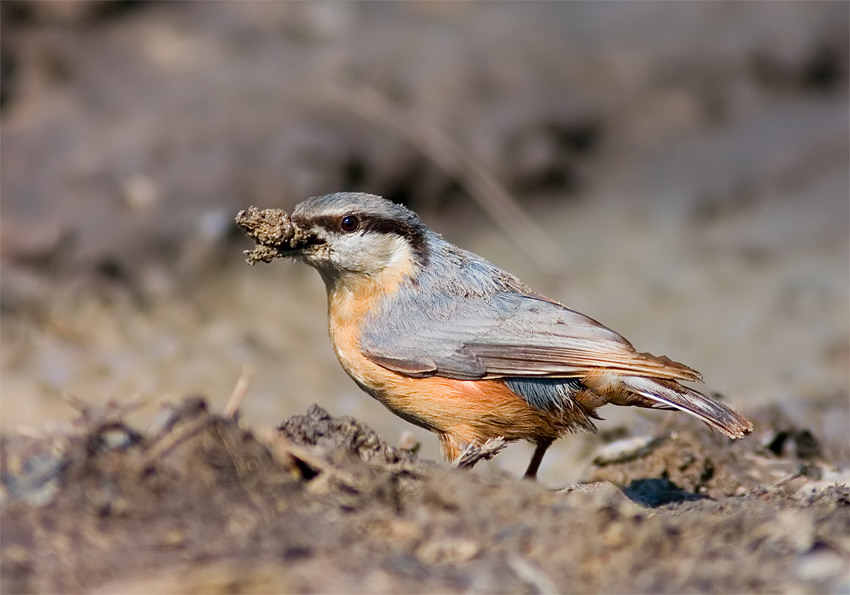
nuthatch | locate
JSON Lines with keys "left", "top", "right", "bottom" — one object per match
{"left": 240, "top": 192, "right": 753, "bottom": 478}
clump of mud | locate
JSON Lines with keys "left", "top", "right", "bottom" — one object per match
{"left": 235, "top": 206, "right": 305, "bottom": 265}
{"left": 2, "top": 398, "right": 848, "bottom": 594}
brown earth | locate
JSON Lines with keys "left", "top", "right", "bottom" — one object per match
{"left": 2, "top": 396, "right": 847, "bottom": 594}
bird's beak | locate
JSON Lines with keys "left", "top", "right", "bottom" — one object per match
{"left": 283, "top": 223, "right": 324, "bottom": 254}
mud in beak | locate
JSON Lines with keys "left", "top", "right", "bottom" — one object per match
{"left": 235, "top": 206, "right": 320, "bottom": 265}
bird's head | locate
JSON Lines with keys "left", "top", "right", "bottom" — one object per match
{"left": 283, "top": 193, "right": 430, "bottom": 288}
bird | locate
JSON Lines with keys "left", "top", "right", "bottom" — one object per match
{"left": 248, "top": 192, "right": 753, "bottom": 479}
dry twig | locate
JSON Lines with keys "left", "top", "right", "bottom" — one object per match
{"left": 223, "top": 365, "right": 253, "bottom": 419}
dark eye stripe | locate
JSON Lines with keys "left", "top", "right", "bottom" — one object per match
{"left": 301, "top": 213, "right": 429, "bottom": 266}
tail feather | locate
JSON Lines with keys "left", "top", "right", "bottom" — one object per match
{"left": 621, "top": 376, "right": 754, "bottom": 439}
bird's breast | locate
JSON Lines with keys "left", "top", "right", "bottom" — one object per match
{"left": 326, "top": 269, "right": 410, "bottom": 398}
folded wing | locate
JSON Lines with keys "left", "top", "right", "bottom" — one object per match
{"left": 361, "top": 292, "right": 701, "bottom": 383}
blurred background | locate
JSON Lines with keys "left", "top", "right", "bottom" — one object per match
{"left": 1, "top": 1, "right": 847, "bottom": 484}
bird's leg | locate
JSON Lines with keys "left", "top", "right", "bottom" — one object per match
{"left": 523, "top": 437, "right": 554, "bottom": 480}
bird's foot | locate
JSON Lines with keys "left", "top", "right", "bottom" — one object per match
{"left": 452, "top": 437, "right": 508, "bottom": 469}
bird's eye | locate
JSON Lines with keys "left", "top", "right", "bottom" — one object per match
{"left": 340, "top": 215, "right": 360, "bottom": 233}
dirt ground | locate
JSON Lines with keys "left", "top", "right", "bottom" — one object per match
{"left": 1, "top": 2, "right": 849, "bottom": 593}
{"left": 1, "top": 396, "right": 848, "bottom": 594}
